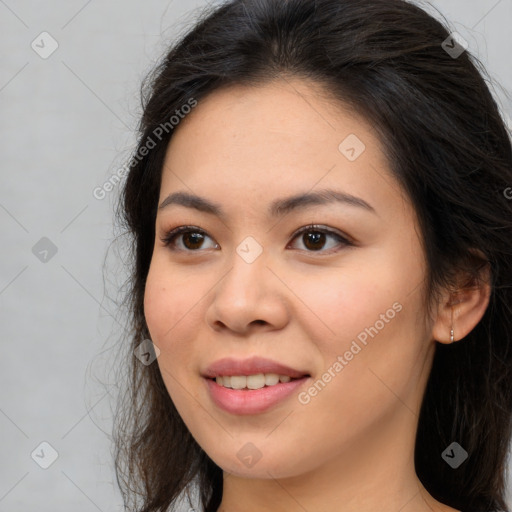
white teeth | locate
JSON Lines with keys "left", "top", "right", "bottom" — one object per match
{"left": 214, "top": 373, "right": 299, "bottom": 389}
{"left": 265, "top": 374, "right": 280, "bottom": 386}
{"left": 247, "top": 374, "right": 265, "bottom": 389}
{"left": 230, "top": 375, "right": 248, "bottom": 390}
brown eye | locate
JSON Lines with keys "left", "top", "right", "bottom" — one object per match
{"left": 301, "top": 231, "right": 327, "bottom": 251}
{"left": 161, "top": 226, "right": 219, "bottom": 251}
{"left": 182, "top": 232, "right": 206, "bottom": 250}
{"left": 288, "top": 225, "right": 352, "bottom": 253}
{"left": 160, "top": 224, "right": 351, "bottom": 254}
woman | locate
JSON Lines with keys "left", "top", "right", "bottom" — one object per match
{"left": 112, "top": 1, "right": 512, "bottom": 511}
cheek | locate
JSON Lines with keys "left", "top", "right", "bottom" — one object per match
{"left": 143, "top": 259, "right": 198, "bottom": 343}
{"left": 143, "top": 269, "right": 172, "bottom": 342}
{"left": 143, "top": 262, "right": 200, "bottom": 401}
{"left": 291, "top": 262, "right": 400, "bottom": 345}
{"left": 296, "top": 296, "right": 422, "bottom": 440}
{"left": 296, "top": 251, "right": 427, "bottom": 389}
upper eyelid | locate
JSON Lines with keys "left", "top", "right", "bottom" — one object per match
{"left": 160, "top": 224, "right": 353, "bottom": 249}
{"left": 289, "top": 224, "right": 353, "bottom": 243}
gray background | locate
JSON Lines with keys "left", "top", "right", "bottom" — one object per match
{"left": 0, "top": 1, "right": 511, "bottom": 510}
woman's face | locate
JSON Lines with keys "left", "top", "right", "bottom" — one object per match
{"left": 144, "top": 78, "right": 437, "bottom": 480}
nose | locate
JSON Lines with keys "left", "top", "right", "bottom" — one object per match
{"left": 205, "top": 244, "right": 289, "bottom": 335}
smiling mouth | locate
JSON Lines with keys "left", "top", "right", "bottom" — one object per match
{"left": 206, "top": 374, "right": 310, "bottom": 391}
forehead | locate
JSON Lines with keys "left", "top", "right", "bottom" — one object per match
{"left": 159, "top": 78, "right": 409, "bottom": 222}
{"left": 165, "top": 78, "right": 380, "bottom": 164}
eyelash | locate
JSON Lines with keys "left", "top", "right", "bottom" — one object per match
{"left": 160, "top": 224, "right": 353, "bottom": 255}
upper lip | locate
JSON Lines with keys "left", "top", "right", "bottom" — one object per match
{"left": 202, "top": 356, "right": 310, "bottom": 379}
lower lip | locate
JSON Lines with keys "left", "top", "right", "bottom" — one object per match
{"left": 204, "top": 376, "right": 310, "bottom": 415}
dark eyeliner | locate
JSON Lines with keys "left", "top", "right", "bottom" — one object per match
{"left": 160, "top": 225, "right": 207, "bottom": 247}
{"left": 160, "top": 224, "right": 353, "bottom": 252}
{"left": 288, "top": 224, "right": 354, "bottom": 252}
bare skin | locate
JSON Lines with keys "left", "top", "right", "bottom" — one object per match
{"left": 143, "top": 77, "right": 490, "bottom": 512}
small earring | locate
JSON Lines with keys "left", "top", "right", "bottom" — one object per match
{"left": 450, "top": 305, "right": 455, "bottom": 342}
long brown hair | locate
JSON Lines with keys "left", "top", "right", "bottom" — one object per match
{"left": 111, "top": 1, "right": 512, "bottom": 511}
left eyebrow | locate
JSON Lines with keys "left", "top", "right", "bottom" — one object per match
{"left": 158, "top": 188, "right": 377, "bottom": 219}
{"left": 269, "top": 188, "right": 377, "bottom": 217}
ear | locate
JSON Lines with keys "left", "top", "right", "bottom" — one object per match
{"left": 431, "top": 254, "right": 492, "bottom": 344}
